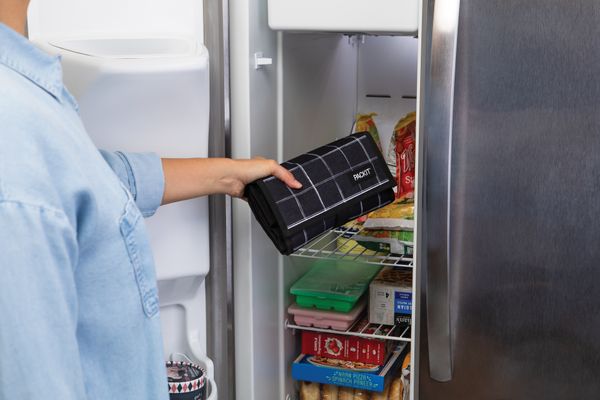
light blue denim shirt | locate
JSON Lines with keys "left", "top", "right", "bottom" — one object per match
{"left": 0, "top": 24, "right": 169, "bottom": 399}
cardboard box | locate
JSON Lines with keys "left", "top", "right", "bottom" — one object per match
{"left": 369, "top": 267, "right": 412, "bottom": 325}
{"left": 301, "top": 330, "right": 391, "bottom": 366}
{"left": 291, "top": 343, "right": 407, "bottom": 392}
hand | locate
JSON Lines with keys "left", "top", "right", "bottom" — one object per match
{"left": 220, "top": 158, "right": 302, "bottom": 198}
{"left": 160, "top": 157, "right": 302, "bottom": 204}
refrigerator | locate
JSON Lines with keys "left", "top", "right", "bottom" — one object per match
{"left": 419, "top": 0, "right": 600, "bottom": 399}
{"left": 27, "top": 0, "right": 597, "bottom": 399}
{"left": 29, "top": 0, "right": 420, "bottom": 398}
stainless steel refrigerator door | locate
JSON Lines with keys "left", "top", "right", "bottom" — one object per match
{"left": 420, "top": 0, "right": 600, "bottom": 399}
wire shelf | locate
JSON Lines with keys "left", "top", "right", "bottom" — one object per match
{"left": 286, "top": 314, "right": 411, "bottom": 343}
{"left": 291, "top": 223, "right": 414, "bottom": 268}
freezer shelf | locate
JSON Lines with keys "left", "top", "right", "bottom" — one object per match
{"left": 292, "top": 224, "right": 413, "bottom": 268}
{"left": 286, "top": 315, "right": 411, "bottom": 343}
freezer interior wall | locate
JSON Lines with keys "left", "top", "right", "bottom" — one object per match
{"left": 278, "top": 33, "right": 418, "bottom": 399}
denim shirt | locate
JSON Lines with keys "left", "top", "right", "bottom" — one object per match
{"left": 0, "top": 24, "right": 169, "bottom": 399}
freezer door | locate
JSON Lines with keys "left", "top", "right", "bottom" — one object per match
{"left": 420, "top": 0, "right": 600, "bottom": 399}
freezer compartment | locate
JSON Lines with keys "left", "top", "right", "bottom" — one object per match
{"left": 280, "top": 32, "right": 419, "bottom": 399}
{"left": 231, "top": 1, "right": 420, "bottom": 393}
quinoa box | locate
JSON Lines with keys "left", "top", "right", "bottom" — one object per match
{"left": 368, "top": 267, "right": 412, "bottom": 326}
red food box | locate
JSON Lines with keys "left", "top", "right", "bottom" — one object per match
{"left": 301, "top": 331, "right": 390, "bottom": 366}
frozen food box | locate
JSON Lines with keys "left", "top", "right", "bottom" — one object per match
{"left": 288, "top": 297, "right": 366, "bottom": 331}
{"left": 292, "top": 343, "right": 407, "bottom": 392}
{"left": 290, "top": 260, "right": 382, "bottom": 313}
{"left": 369, "top": 268, "right": 412, "bottom": 326}
{"left": 300, "top": 329, "right": 393, "bottom": 366}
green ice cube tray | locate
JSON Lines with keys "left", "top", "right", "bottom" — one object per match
{"left": 290, "top": 260, "right": 382, "bottom": 313}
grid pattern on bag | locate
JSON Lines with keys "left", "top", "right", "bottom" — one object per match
{"left": 262, "top": 134, "right": 392, "bottom": 232}
{"left": 285, "top": 192, "right": 389, "bottom": 252}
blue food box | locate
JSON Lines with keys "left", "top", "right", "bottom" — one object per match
{"left": 291, "top": 344, "right": 406, "bottom": 392}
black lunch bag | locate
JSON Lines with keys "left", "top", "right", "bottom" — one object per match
{"left": 245, "top": 132, "right": 396, "bottom": 255}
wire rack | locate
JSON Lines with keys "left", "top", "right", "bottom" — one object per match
{"left": 291, "top": 223, "right": 414, "bottom": 268}
{"left": 286, "top": 314, "right": 411, "bottom": 342}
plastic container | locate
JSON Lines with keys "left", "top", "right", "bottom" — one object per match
{"left": 290, "top": 261, "right": 381, "bottom": 312}
{"left": 166, "top": 361, "right": 206, "bottom": 400}
{"left": 288, "top": 297, "right": 366, "bottom": 330}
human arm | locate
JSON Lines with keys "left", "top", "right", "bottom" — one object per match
{"left": 100, "top": 150, "right": 301, "bottom": 208}
{"left": 99, "top": 151, "right": 165, "bottom": 217}
{"left": 160, "top": 157, "right": 302, "bottom": 204}
{"left": 0, "top": 201, "right": 86, "bottom": 399}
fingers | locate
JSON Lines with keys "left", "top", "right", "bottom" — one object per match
{"left": 243, "top": 157, "right": 303, "bottom": 190}
{"left": 273, "top": 165, "right": 303, "bottom": 189}
{"left": 265, "top": 160, "right": 303, "bottom": 189}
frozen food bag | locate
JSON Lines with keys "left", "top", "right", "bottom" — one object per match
{"left": 351, "top": 113, "right": 384, "bottom": 225}
{"left": 389, "top": 377, "right": 403, "bottom": 400}
{"left": 338, "top": 387, "right": 354, "bottom": 400}
{"left": 401, "top": 353, "right": 411, "bottom": 400}
{"left": 362, "top": 198, "right": 414, "bottom": 231}
{"left": 321, "top": 384, "right": 339, "bottom": 400}
{"left": 352, "top": 113, "right": 383, "bottom": 151}
{"left": 393, "top": 112, "right": 416, "bottom": 199}
{"left": 370, "top": 383, "right": 390, "bottom": 400}
{"left": 300, "top": 381, "right": 321, "bottom": 400}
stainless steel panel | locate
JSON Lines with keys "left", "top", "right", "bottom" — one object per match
{"left": 204, "top": 1, "right": 234, "bottom": 399}
{"left": 420, "top": 1, "right": 600, "bottom": 399}
{"left": 423, "top": 0, "right": 460, "bottom": 383}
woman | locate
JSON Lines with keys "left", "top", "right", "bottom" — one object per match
{"left": 0, "top": 1, "right": 301, "bottom": 398}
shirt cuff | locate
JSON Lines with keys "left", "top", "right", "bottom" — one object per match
{"left": 115, "top": 151, "right": 165, "bottom": 217}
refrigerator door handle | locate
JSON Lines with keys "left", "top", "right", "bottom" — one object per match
{"left": 424, "top": 0, "right": 461, "bottom": 383}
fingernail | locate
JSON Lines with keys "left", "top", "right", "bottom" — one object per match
{"left": 294, "top": 181, "right": 303, "bottom": 188}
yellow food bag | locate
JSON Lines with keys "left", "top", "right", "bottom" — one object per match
{"left": 352, "top": 112, "right": 383, "bottom": 151}
{"left": 363, "top": 198, "right": 414, "bottom": 231}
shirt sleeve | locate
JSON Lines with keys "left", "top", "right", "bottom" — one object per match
{"left": 0, "top": 201, "right": 87, "bottom": 399}
{"left": 99, "top": 150, "right": 165, "bottom": 217}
